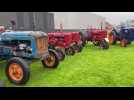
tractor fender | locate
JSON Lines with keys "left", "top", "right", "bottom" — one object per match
{"left": 41, "top": 49, "right": 59, "bottom": 60}
{"left": 48, "top": 49, "right": 57, "bottom": 54}
{"left": 48, "top": 49, "right": 59, "bottom": 58}
{"left": 55, "top": 47, "right": 65, "bottom": 54}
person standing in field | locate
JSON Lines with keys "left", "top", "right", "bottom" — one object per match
{"left": 10, "top": 20, "right": 16, "bottom": 31}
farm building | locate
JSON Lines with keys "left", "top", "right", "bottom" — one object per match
{"left": 52, "top": 12, "right": 106, "bottom": 30}
{"left": 0, "top": 12, "right": 54, "bottom": 32}
{"left": 0, "top": 12, "right": 106, "bottom": 32}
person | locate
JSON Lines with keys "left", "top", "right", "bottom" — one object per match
{"left": 0, "top": 26, "right": 5, "bottom": 33}
{"left": 10, "top": 20, "right": 16, "bottom": 30}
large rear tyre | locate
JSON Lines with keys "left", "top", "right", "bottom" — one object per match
{"left": 6, "top": 57, "right": 30, "bottom": 85}
{"left": 56, "top": 48, "right": 65, "bottom": 61}
{"left": 42, "top": 50, "right": 59, "bottom": 68}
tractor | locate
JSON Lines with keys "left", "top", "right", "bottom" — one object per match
{"left": 82, "top": 28, "right": 109, "bottom": 49}
{"left": 79, "top": 30, "right": 89, "bottom": 47}
{"left": 48, "top": 32, "right": 76, "bottom": 56}
{"left": 69, "top": 32, "right": 83, "bottom": 53}
{"left": 48, "top": 33, "right": 66, "bottom": 61}
{"left": 108, "top": 27, "right": 134, "bottom": 47}
{"left": 0, "top": 31, "right": 60, "bottom": 85}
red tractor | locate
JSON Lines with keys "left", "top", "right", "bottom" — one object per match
{"left": 48, "top": 34, "right": 65, "bottom": 61}
{"left": 68, "top": 32, "right": 83, "bottom": 52}
{"left": 86, "top": 28, "right": 109, "bottom": 49}
{"left": 48, "top": 32, "right": 76, "bottom": 59}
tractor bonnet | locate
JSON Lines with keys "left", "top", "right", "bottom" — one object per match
{"left": 0, "top": 31, "right": 47, "bottom": 41}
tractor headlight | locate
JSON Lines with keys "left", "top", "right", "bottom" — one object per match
{"left": 26, "top": 47, "right": 32, "bottom": 53}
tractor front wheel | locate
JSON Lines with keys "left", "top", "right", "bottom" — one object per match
{"left": 99, "top": 40, "right": 109, "bottom": 49}
{"left": 108, "top": 34, "right": 116, "bottom": 45}
{"left": 78, "top": 44, "right": 83, "bottom": 52}
{"left": 72, "top": 44, "right": 81, "bottom": 53}
{"left": 93, "top": 41, "right": 99, "bottom": 46}
{"left": 6, "top": 57, "right": 30, "bottom": 85}
{"left": 120, "top": 39, "right": 127, "bottom": 47}
{"left": 82, "top": 40, "right": 86, "bottom": 47}
{"left": 42, "top": 50, "right": 59, "bottom": 68}
{"left": 127, "top": 41, "right": 131, "bottom": 45}
{"left": 65, "top": 47, "right": 75, "bottom": 55}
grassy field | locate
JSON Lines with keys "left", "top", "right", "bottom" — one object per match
{"left": 1, "top": 42, "right": 134, "bottom": 87}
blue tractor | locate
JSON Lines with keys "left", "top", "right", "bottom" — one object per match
{"left": 108, "top": 27, "right": 134, "bottom": 47}
{"left": 0, "top": 31, "right": 59, "bottom": 85}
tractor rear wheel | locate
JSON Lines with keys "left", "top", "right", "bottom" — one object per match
{"left": 56, "top": 48, "right": 65, "bottom": 61}
{"left": 42, "top": 50, "right": 59, "bottom": 68}
{"left": 120, "top": 39, "right": 127, "bottom": 47}
{"left": 6, "top": 57, "right": 30, "bottom": 85}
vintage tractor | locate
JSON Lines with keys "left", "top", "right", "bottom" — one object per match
{"left": 48, "top": 35, "right": 65, "bottom": 61}
{"left": 69, "top": 32, "right": 83, "bottom": 53}
{"left": 50, "top": 24, "right": 84, "bottom": 54}
{"left": 108, "top": 27, "right": 134, "bottom": 47}
{"left": 48, "top": 32, "right": 76, "bottom": 56}
{"left": 0, "top": 31, "right": 60, "bottom": 85}
{"left": 79, "top": 30, "right": 89, "bottom": 47}
{"left": 86, "top": 28, "right": 109, "bottom": 49}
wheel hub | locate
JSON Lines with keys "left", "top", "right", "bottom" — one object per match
{"left": 44, "top": 53, "right": 56, "bottom": 67}
{"left": 8, "top": 63, "right": 23, "bottom": 81}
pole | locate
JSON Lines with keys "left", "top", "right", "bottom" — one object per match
{"left": 60, "top": 23, "right": 63, "bottom": 32}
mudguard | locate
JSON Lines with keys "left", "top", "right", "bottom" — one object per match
{"left": 48, "top": 49, "right": 59, "bottom": 58}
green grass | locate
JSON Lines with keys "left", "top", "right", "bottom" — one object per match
{"left": 1, "top": 42, "right": 134, "bottom": 87}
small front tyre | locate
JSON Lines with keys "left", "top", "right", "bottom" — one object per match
{"left": 93, "top": 41, "right": 99, "bottom": 46}
{"left": 72, "top": 44, "right": 81, "bottom": 53}
{"left": 78, "top": 44, "right": 83, "bottom": 52}
{"left": 108, "top": 33, "right": 116, "bottom": 45}
{"left": 120, "top": 39, "right": 127, "bottom": 47}
{"left": 42, "top": 50, "right": 59, "bottom": 68}
{"left": 65, "top": 47, "right": 75, "bottom": 55}
{"left": 6, "top": 57, "right": 30, "bottom": 85}
{"left": 99, "top": 40, "right": 109, "bottom": 49}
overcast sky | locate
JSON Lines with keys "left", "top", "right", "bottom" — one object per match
{"left": 93, "top": 12, "right": 134, "bottom": 25}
